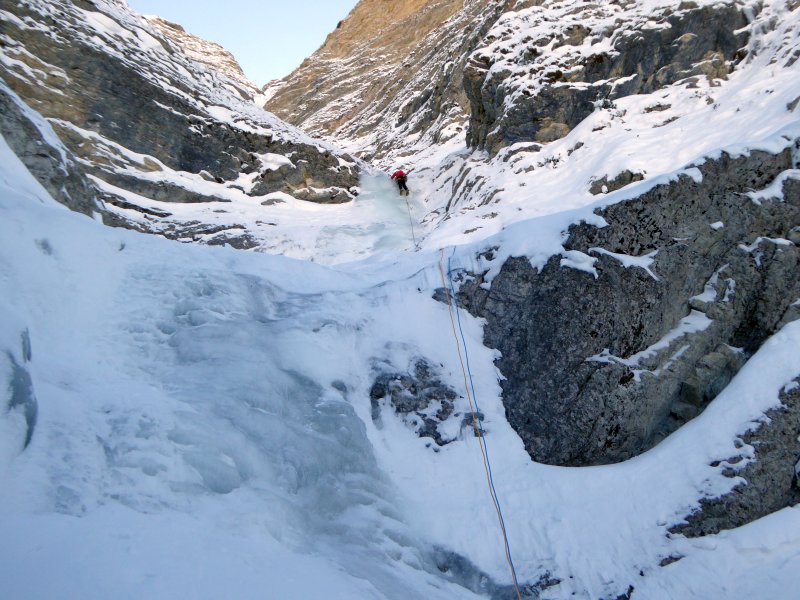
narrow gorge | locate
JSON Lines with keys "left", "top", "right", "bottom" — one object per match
{"left": 1, "top": 1, "right": 799, "bottom": 599}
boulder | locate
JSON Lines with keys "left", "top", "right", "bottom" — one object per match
{"left": 369, "top": 359, "right": 464, "bottom": 447}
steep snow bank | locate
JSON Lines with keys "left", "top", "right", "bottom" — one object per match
{"left": 2, "top": 127, "right": 800, "bottom": 598}
{"left": 0, "top": 135, "right": 483, "bottom": 599}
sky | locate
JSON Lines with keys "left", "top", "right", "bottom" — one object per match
{"left": 126, "top": 0, "right": 359, "bottom": 87}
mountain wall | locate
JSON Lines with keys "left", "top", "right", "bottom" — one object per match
{"left": 464, "top": 1, "right": 750, "bottom": 154}
{"left": 263, "top": 0, "right": 759, "bottom": 164}
{"left": 458, "top": 145, "right": 800, "bottom": 468}
{"left": 0, "top": 0, "right": 360, "bottom": 248}
{"left": 264, "top": 0, "right": 514, "bottom": 163}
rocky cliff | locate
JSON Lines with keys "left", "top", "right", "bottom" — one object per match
{"left": 145, "top": 16, "right": 263, "bottom": 102}
{"left": 464, "top": 1, "right": 750, "bottom": 154}
{"left": 264, "top": 0, "right": 758, "bottom": 164}
{"left": 264, "top": 0, "right": 514, "bottom": 163}
{"left": 0, "top": 0, "right": 360, "bottom": 249}
{"left": 457, "top": 145, "right": 800, "bottom": 468}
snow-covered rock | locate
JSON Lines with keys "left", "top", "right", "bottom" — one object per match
{"left": 674, "top": 377, "right": 800, "bottom": 537}
{"left": 0, "top": 0, "right": 360, "bottom": 249}
{"left": 264, "top": 0, "right": 511, "bottom": 164}
{"left": 456, "top": 146, "right": 800, "bottom": 467}
{"left": 464, "top": 0, "right": 749, "bottom": 153}
{"left": 145, "top": 16, "right": 261, "bottom": 101}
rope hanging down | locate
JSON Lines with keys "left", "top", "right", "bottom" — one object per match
{"left": 403, "top": 195, "right": 418, "bottom": 249}
{"left": 437, "top": 249, "right": 523, "bottom": 600}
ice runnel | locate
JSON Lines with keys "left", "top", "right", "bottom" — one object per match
{"left": 315, "top": 172, "right": 422, "bottom": 260}
{"left": 106, "top": 266, "right": 486, "bottom": 597}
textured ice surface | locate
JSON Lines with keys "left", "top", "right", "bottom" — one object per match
{"left": 0, "top": 137, "right": 484, "bottom": 599}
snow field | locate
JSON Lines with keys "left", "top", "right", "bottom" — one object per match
{"left": 0, "top": 137, "right": 484, "bottom": 599}
{"left": 3, "top": 131, "right": 800, "bottom": 598}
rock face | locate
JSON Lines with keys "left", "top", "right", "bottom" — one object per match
{"left": 673, "top": 379, "right": 800, "bottom": 537}
{"left": 145, "top": 16, "right": 262, "bottom": 101}
{"left": 264, "top": 0, "right": 514, "bottom": 162}
{"left": 0, "top": 0, "right": 359, "bottom": 245}
{"left": 369, "top": 359, "right": 467, "bottom": 447}
{"left": 458, "top": 145, "right": 800, "bottom": 466}
{"left": 265, "top": 0, "right": 753, "bottom": 161}
{"left": 464, "top": 1, "right": 750, "bottom": 154}
{"left": 0, "top": 85, "right": 98, "bottom": 216}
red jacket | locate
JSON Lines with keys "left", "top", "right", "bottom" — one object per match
{"left": 390, "top": 170, "right": 406, "bottom": 180}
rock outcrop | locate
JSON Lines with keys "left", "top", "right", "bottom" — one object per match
{"left": 457, "top": 144, "right": 800, "bottom": 466}
{"left": 464, "top": 1, "right": 750, "bottom": 154}
{"left": 673, "top": 379, "right": 800, "bottom": 536}
{"left": 264, "top": 0, "right": 514, "bottom": 163}
{"left": 0, "top": 0, "right": 360, "bottom": 246}
{"left": 369, "top": 359, "right": 467, "bottom": 448}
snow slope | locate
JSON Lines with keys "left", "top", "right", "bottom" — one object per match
{"left": 0, "top": 136, "right": 481, "bottom": 600}
{"left": 2, "top": 125, "right": 800, "bottom": 598}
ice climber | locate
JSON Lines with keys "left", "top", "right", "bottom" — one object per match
{"left": 390, "top": 168, "right": 410, "bottom": 196}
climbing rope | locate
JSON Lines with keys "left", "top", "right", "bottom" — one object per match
{"left": 437, "top": 248, "right": 523, "bottom": 600}
{"left": 403, "top": 195, "right": 418, "bottom": 249}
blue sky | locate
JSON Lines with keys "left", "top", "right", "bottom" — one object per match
{"left": 127, "top": 0, "right": 358, "bottom": 87}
